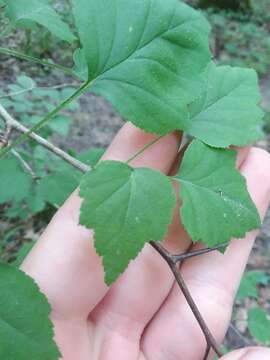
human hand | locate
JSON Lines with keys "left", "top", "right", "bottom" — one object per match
{"left": 21, "top": 123, "right": 270, "bottom": 359}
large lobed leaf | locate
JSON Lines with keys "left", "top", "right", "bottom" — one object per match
{"left": 79, "top": 161, "right": 176, "bottom": 285}
{"left": 174, "top": 140, "right": 260, "bottom": 247}
{"left": 5, "top": 0, "right": 75, "bottom": 43}
{"left": 185, "top": 63, "right": 264, "bottom": 148}
{"left": 73, "top": 0, "right": 211, "bottom": 134}
{"left": 0, "top": 263, "right": 60, "bottom": 360}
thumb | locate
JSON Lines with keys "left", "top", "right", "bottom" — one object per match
{"left": 222, "top": 347, "right": 270, "bottom": 360}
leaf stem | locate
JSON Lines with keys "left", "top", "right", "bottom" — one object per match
{"left": 0, "top": 82, "right": 80, "bottom": 100}
{"left": 171, "top": 243, "right": 228, "bottom": 263}
{"left": 150, "top": 241, "right": 223, "bottom": 359}
{"left": 126, "top": 135, "right": 164, "bottom": 164}
{"left": 0, "top": 82, "right": 91, "bottom": 159}
{"left": 0, "top": 47, "right": 77, "bottom": 77}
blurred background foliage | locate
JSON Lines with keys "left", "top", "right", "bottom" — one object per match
{"left": 188, "top": 0, "right": 270, "bottom": 76}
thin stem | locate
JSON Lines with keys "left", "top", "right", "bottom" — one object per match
{"left": 203, "top": 344, "right": 211, "bottom": 360}
{"left": 150, "top": 241, "right": 223, "bottom": 359}
{"left": 229, "top": 323, "right": 252, "bottom": 347}
{"left": 11, "top": 149, "right": 38, "bottom": 180}
{"left": 126, "top": 135, "right": 164, "bottom": 164}
{"left": 0, "top": 47, "right": 77, "bottom": 78}
{"left": 0, "top": 103, "right": 90, "bottom": 173}
{"left": 172, "top": 272, "right": 223, "bottom": 356}
{"left": 0, "top": 82, "right": 80, "bottom": 99}
{"left": 171, "top": 243, "right": 228, "bottom": 264}
{"left": 0, "top": 82, "right": 91, "bottom": 159}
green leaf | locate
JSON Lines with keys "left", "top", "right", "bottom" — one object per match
{"left": 248, "top": 308, "right": 270, "bottom": 345}
{"left": 77, "top": 148, "right": 105, "bottom": 167}
{"left": 0, "top": 157, "right": 32, "bottom": 204}
{"left": 185, "top": 63, "right": 264, "bottom": 148}
{"left": 49, "top": 115, "right": 71, "bottom": 137}
{"left": 73, "top": 48, "right": 88, "bottom": 81}
{"left": 6, "top": 0, "right": 76, "bottom": 43}
{"left": 0, "top": 263, "right": 60, "bottom": 359}
{"left": 73, "top": 0, "right": 211, "bottom": 134}
{"left": 17, "top": 75, "right": 36, "bottom": 89}
{"left": 237, "top": 271, "right": 269, "bottom": 301}
{"left": 12, "top": 241, "right": 36, "bottom": 267}
{"left": 26, "top": 192, "right": 46, "bottom": 214}
{"left": 4, "top": 203, "right": 29, "bottom": 220}
{"left": 38, "top": 163, "right": 80, "bottom": 208}
{"left": 174, "top": 140, "right": 260, "bottom": 247}
{"left": 79, "top": 160, "right": 176, "bottom": 285}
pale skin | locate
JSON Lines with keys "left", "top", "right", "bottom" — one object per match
{"left": 21, "top": 123, "right": 270, "bottom": 360}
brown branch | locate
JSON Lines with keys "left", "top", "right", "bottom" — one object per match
{"left": 171, "top": 243, "right": 228, "bottom": 263}
{"left": 150, "top": 241, "right": 223, "bottom": 359}
{"left": 203, "top": 344, "right": 211, "bottom": 360}
{"left": 0, "top": 103, "right": 90, "bottom": 173}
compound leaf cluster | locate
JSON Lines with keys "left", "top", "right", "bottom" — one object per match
{"left": 1, "top": 0, "right": 265, "bottom": 285}
{"left": 72, "top": 0, "right": 263, "bottom": 284}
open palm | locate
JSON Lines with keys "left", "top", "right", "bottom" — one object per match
{"left": 21, "top": 124, "right": 270, "bottom": 360}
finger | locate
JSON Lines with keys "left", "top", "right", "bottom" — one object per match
{"left": 87, "top": 147, "right": 251, "bottom": 358}
{"left": 222, "top": 347, "right": 270, "bottom": 360}
{"left": 235, "top": 146, "right": 250, "bottom": 168}
{"left": 142, "top": 147, "right": 270, "bottom": 360}
{"left": 22, "top": 123, "right": 181, "bottom": 319}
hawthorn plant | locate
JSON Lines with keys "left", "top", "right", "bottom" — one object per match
{"left": 0, "top": 0, "right": 267, "bottom": 359}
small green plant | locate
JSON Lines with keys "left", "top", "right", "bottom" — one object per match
{"left": 248, "top": 307, "right": 270, "bottom": 345}
{"left": 203, "top": 7, "right": 270, "bottom": 75}
{"left": 0, "top": 74, "right": 87, "bottom": 220}
{"left": 236, "top": 270, "right": 270, "bottom": 345}
{"left": 0, "top": 0, "right": 267, "bottom": 359}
